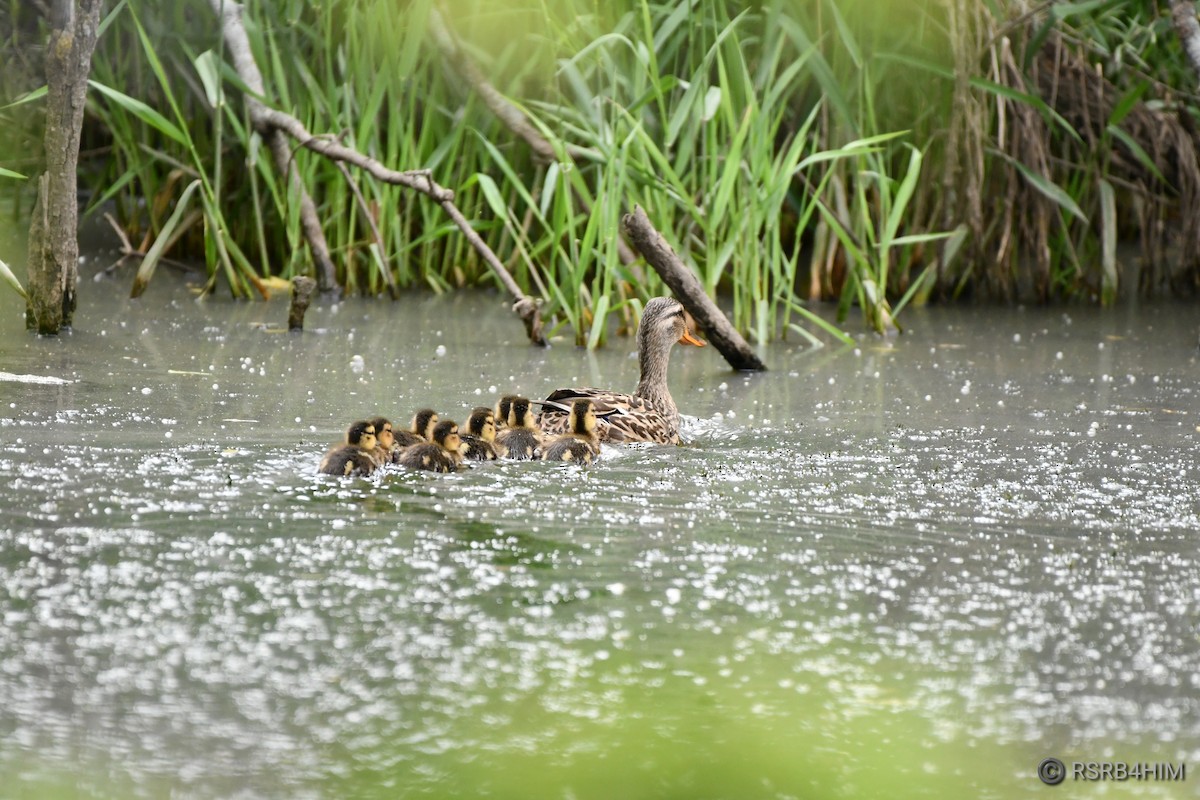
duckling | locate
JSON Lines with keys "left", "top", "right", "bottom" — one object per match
{"left": 460, "top": 406, "right": 504, "bottom": 461}
{"left": 540, "top": 399, "right": 601, "bottom": 465}
{"left": 393, "top": 408, "right": 438, "bottom": 448}
{"left": 397, "top": 419, "right": 464, "bottom": 473}
{"left": 495, "top": 396, "right": 542, "bottom": 460}
{"left": 493, "top": 395, "right": 519, "bottom": 433}
{"left": 319, "top": 420, "right": 378, "bottom": 476}
{"left": 368, "top": 416, "right": 400, "bottom": 465}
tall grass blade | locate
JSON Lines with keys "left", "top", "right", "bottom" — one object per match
{"left": 131, "top": 179, "right": 202, "bottom": 298}
{"left": 586, "top": 294, "right": 610, "bottom": 350}
{"left": 0, "top": 258, "right": 28, "bottom": 300}
{"left": 0, "top": 86, "right": 47, "bottom": 110}
{"left": 993, "top": 150, "right": 1088, "bottom": 222}
{"left": 87, "top": 80, "right": 190, "bottom": 147}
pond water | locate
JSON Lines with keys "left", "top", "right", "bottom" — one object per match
{"left": 1, "top": 258, "right": 1198, "bottom": 798}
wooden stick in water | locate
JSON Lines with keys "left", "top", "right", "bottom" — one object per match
{"left": 621, "top": 206, "right": 766, "bottom": 371}
{"left": 288, "top": 276, "right": 318, "bottom": 331}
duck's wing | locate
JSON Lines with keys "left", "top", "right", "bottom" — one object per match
{"left": 598, "top": 405, "right": 677, "bottom": 444}
{"left": 538, "top": 387, "right": 677, "bottom": 444}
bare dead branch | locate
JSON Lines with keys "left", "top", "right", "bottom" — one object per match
{"left": 209, "top": 0, "right": 546, "bottom": 344}
{"left": 622, "top": 206, "right": 766, "bottom": 371}
{"left": 1172, "top": 0, "right": 1200, "bottom": 80}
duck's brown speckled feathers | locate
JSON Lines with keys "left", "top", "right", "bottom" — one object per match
{"left": 397, "top": 419, "right": 463, "bottom": 473}
{"left": 536, "top": 297, "right": 704, "bottom": 444}
{"left": 495, "top": 397, "right": 541, "bottom": 459}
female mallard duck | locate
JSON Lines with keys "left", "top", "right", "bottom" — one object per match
{"left": 495, "top": 397, "right": 542, "bottom": 459}
{"left": 540, "top": 399, "right": 600, "bottom": 465}
{"left": 393, "top": 408, "right": 438, "bottom": 448}
{"left": 368, "top": 416, "right": 400, "bottom": 465}
{"left": 319, "top": 420, "right": 379, "bottom": 476}
{"left": 537, "top": 296, "right": 704, "bottom": 444}
{"left": 460, "top": 406, "right": 504, "bottom": 461}
{"left": 397, "top": 419, "right": 464, "bottom": 473}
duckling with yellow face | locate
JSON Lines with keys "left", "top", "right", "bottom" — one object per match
{"left": 319, "top": 420, "right": 379, "bottom": 476}
{"left": 368, "top": 416, "right": 400, "bottom": 465}
{"left": 397, "top": 419, "right": 464, "bottom": 473}
{"left": 460, "top": 406, "right": 504, "bottom": 461}
{"left": 393, "top": 408, "right": 438, "bottom": 448}
{"left": 540, "top": 399, "right": 600, "bottom": 465}
{"left": 495, "top": 397, "right": 542, "bottom": 460}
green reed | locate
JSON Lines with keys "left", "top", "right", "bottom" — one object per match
{"left": 2, "top": 0, "right": 1192, "bottom": 333}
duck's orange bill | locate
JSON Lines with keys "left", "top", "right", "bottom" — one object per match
{"left": 679, "top": 328, "right": 706, "bottom": 346}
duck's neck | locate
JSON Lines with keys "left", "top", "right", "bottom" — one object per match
{"left": 634, "top": 342, "right": 676, "bottom": 417}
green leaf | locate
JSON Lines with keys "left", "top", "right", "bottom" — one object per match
{"left": 0, "top": 85, "right": 46, "bottom": 110}
{"left": 474, "top": 173, "right": 509, "bottom": 222}
{"left": 880, "top": 145, "right": 923, "bottom": 251}
{"left": 785, "top": 300, "right": 854, "bottom": 346}
{"left": 1052, "top": 0, "right": 1117, "bottom": 20}
{"left": 993, "top": 150, "right": 1088, "bottom": 222}
{"left": 0, "top": 167, "right": 27, "bottom": 180}
{"left": 970, "top": 78, "right": 1083, "bottom": 143}
{"left": 0, "top": 257, "right": 27, "bottom": 300}
{"left": 1106, "top": 124, "right": 1165, "bottom": 184}
{"left": 826, "top": 0, "right": 862, "bottom": 68}
{"left": 586, "top": 294, "right": 609, "bottom": 350}
{"left": 88, "top": 80, "right": 189, "bottom": 147}
{"left": 194, "top": 50, "right": 223, "bottom": 109}
{"left": 539, "top": 162, "right": 560, "bottom": 219}
{"left": 131, "top": 179, "right": 203, "bottom": 298}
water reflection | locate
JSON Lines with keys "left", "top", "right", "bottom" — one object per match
{"left": 1, "top": 273, "right": 1198, "bottom": 797}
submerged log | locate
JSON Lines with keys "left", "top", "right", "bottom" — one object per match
{"left": 25, "top": 0, "right": 104, "bottom": 334}
{"left": 621, "top": 207, "right": 766, "bottom": 371}
{"left": 288, "top": 276, "right": 318, "bottom": 331}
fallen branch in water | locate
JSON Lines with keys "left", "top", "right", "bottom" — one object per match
{"left": 621, "top": 206, "right": 766, "bottom": 371}
{"left": 209, "top": 0, "right": 546, "bottom": 345}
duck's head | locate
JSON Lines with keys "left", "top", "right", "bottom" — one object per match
{"left": 494, "top": 395, "right": 519, "bottom": 428}
{"left": 431, "top": 419, "right": 462, "bottom": 454}
{"left": 637, "top": 297, "right": 705, "bottom": 356}
{"left": 346, "top": 419, "right": 378, "bottom": 451}
{"left": 569, "top": 399, "right": 597, "bottom": 436}
{"left": 411, "top": 408, "right": 439, "bottom": 440}
{"left": 467, "top": 406, "right": 497, "bottom": 442}
{"left": 368, "top": 416, "right": 394, "bottom": 450}
{"left": 508, "top": 397, "right": 536, "bottom": 429}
